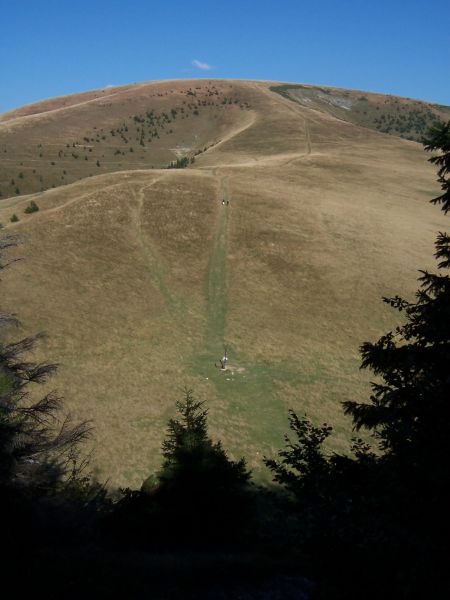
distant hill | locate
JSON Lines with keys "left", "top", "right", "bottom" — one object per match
{"left": 0, "top": 80, "right": 252, "bottom": 200}
{"left": 270, "top": 83, "right": 450, "bottom": 142}
{"left": 1, "top": 80, "right": 448, "bottom": 201}
{"left": 0, "top": 79, "right": 447, "bottom": 487}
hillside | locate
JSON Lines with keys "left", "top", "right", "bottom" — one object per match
{"left": 0, "top": 80, "right": 252, "bottom": 200}
{"left": 0, "top": 79, "right": 447, "bottom": 487}
{"left": 271, "top": 83, "right": 450, "bottom": 141}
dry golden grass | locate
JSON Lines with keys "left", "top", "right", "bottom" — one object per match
{"left": 0, "top": 79, "right": 253, "bottom": 199}
{"left": 0, "top": 80, "right": 446, "bottom": 487}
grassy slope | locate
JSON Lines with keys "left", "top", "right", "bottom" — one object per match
{"left": 0, "top": 80, "right": 252, "bottom": 201}
{"left": 0, "top": 80, "right": 446, "bottom": 487}
{"left": 270, "top": 83, "right": 450, "bottom": 141}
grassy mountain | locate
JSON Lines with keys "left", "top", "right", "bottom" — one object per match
{"left": 271, "top": 83, "right": 450, "bottom": 141}
{"left": 0, "top": 80, "right": 252, "bottom": 200}
{"left": 0, "top": 79, "right": 447, "bottom": 487}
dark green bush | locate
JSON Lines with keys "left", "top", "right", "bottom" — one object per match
{"left": 167, "top": 156, "right": 189, "bottom": 169}
{"left": 24, "top": 201, "right": 39, "bottom": 214}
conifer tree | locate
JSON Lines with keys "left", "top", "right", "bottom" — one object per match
{"left": 0, "top": 235, "right": 91, "bottom": 498}
{"left": 1, "top": 235, "right": 106, "bottom": 599}
{"left": 112, "top": 390, "right": 252, "bottom": 550}
{"left": 148, "top": 390, "right": 252, "bottom": 548}
{"left": 157, "top": 389, "right": 250, "bottom": 491}
{"left": 265, "top": 122, "right": 450, "bottom": 598}
{"left": 343, "top": 122, "right": 450, "bottom": 485}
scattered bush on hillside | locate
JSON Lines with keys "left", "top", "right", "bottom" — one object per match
{"left": 271, "top": 85, "right": 445, "bottom": 141}
{"left": 167, "top": 156, "right": 189, "bottom": 169}
{"left": 24, "top": 200, "right": 39, "bottom": 214}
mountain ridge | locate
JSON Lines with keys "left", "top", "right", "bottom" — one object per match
{"left": 1, "top": 78, "right": 447, "bottom": 122}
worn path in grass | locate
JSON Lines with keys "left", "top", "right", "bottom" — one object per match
{"left": 206, "top": 175, "right": 229, "bottom": 348}
{"left": 184, "top": 171, "right": 301, "bottom": 466}
{"left": 135, "top": 176, "right": 185, "bottom": 314}
{"left": 133, "top": 171, "right": 286, "bottom": 456}
{"left": 184, "top": 111, "right": 333, "bottom": 466}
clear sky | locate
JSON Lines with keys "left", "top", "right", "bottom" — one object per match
{"left": 1, "top": 0, "right": 449, "bottom": 113}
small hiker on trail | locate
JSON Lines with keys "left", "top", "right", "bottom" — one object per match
{"left": 214, "top": 346, "right": 228, "bottom": 370}
{"left": 222, "top": 199, "right": 225, "bottom": 205}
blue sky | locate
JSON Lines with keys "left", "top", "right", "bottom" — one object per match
{"left": 1, "top": 0, "right": 449, "bottom": 113}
